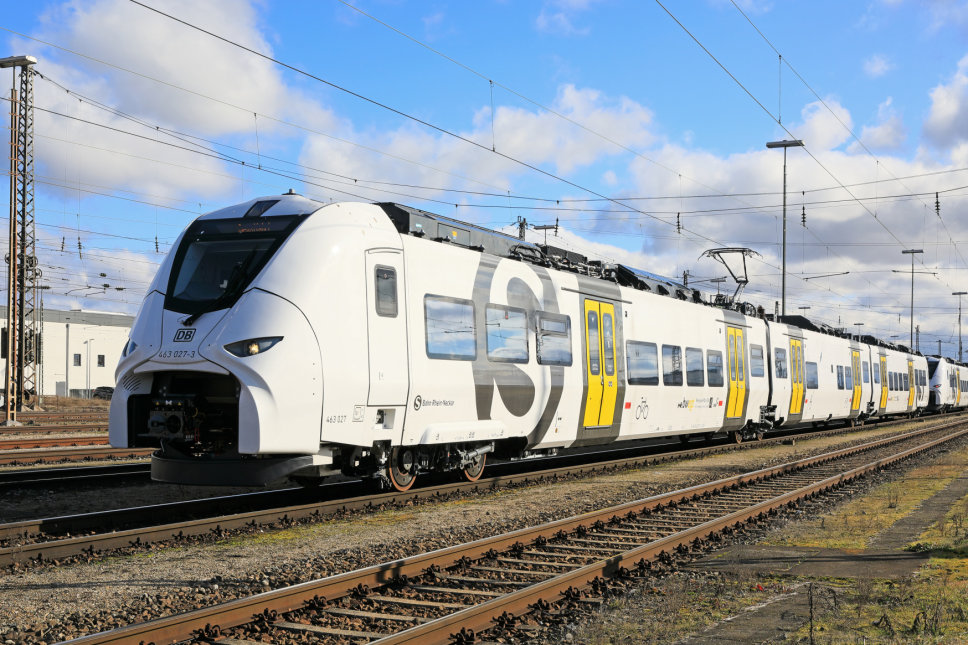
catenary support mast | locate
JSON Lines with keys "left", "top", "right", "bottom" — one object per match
{"left": 2, "top": 55, "right": 38, "bottom": 424}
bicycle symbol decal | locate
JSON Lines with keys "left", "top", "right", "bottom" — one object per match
{"left": 634, "top": 397, "right": 649, "bottom": 420}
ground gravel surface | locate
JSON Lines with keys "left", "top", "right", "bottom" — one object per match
{"left": 0, "top": 422, "right": 938, "bottom": 643}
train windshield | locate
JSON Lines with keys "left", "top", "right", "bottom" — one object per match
{"left": 166, "top": 214, "right": 305, "bottom": 315}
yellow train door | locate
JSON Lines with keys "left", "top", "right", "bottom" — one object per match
{"left": 726, "top": 327, "right": 746, "bottom": 418}
{"left": 879, "top": 356, "right": 888, "bottom": 409}
{"left": 789, "top": 338, "right": 804, "bottom": 415}
{"left": 583, "top": 300, "right": 617, "bottom": 427}
{"left": 851, "top": 350, "right": 862, "bottom": 412}
{"left": 907, "top": 360, "right": 915, "bottom": 408}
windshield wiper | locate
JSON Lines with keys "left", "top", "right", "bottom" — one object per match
{"left": 182, "top": 250, "right": 258, "bottom": 327}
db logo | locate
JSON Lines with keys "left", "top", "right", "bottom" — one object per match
{"left": 173, "top": 328, "right": 196, "bottom": 342}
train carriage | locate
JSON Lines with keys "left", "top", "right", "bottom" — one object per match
{"left": 769, "top": 321, "right": 861, "bottom": 427}
{"left": 930, "top": 356, "right": 968, "bottom": 412}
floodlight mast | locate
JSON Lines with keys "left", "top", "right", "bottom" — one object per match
{"left": 765, "top": 139, "right": 804, "bottom": 317}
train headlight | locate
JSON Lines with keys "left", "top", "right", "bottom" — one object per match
{"left": 224, "top": 336, "right": 283, "bottom": 357}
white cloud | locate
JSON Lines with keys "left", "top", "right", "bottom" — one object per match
{"left": 863, "top": 54, "right": 894, "bottom": 78}
{"left": 535, "top": 0, "right": 600, "bottom": 36}
{"left": 850, "top": 97, "right": 906, "bottom": 152}
{"left": 24, "top": 0, "right": 340, "bottom": 201}
{"left": 795, "top": 99, "right": 853, "bottom": 151}
{"left": 298, "top": 84, "right": 656, "bottom": 199}
{"left": 924, "top": 54, "right": 968, "bottom": 147}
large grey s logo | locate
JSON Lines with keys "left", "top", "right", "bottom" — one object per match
{"left": 173, "top": 328, "right": 196, "bottom": 342}
{"left": 471, "top": 256, "right": 564, "bottom": 443}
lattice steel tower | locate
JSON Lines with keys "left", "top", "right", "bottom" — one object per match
{"left": 2, "top": 55, "right": 38, "bottom": 422}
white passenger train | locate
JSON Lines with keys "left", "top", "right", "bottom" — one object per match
{"left": 109, "top": 193, "right": 932, "bottom": 490}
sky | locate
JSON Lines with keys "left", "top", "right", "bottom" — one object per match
{"left": 3, "top": 0, "right": 968, "bottom": 356}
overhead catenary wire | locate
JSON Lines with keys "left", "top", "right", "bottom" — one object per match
{"left": 729, "top": 0, "right": 968, "bottom": 273}
{"left": 654, "top": 0, "right": 948, "bottom": 290}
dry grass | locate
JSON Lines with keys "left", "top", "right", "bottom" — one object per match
{"left": 762, "top": 445, "right": 968, "bottom": 550}
{"left": 786, "top": 560, "right": 968, "bottom": 643}
{"left": 574, "top": 573, "right": 781, "bottom": 644}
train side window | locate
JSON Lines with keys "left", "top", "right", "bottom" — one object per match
{"left": 685, "top": 347, "right": 704, "bottom": 386}
{"left": 535, "top": 312, "right": 572, "bottom": 366}
{"left": 775, "top": 348, "right": 788, "bottom": 379}
{"left": 805, "top": 361, "right": 819, "bottom": 389}
{"left": 374, "top": 265, "right": 398, "bottom": 317}
{"left": 424, "top": 295, "right": 476, "bottom": 360}
{"left": 586, "top": 310, "right": 600, "bottom": 376}
{"left": 862, "top": 361, "right": 870, "bottom": 383}
{"left": 845, "top": 365, "right": 853, "bottom": 390}
{"left": 903, "top": 373, "right": 909, "bottom": 390}
{"left": 485, "top": 305, "right": 528, "bottom": 363}
{"left": 662, "top": 345, "right": 683, "bottom": 386}
{"left": 627, "top": 341, "right": 659, "bottom": 385}
{"left": 707, "top": 350, "right": 724, "bottom": 387}
{"left": 602, "top": 313, "right": 615, "bottom": 376}
{"left": 750, "top": 344, "right": 765, "bottom": 377}
{"left": 836, "top": 365, "right": 844, "bottom": 389}
{"left": 873, "top": 364, "right": 880, "bottom": 384}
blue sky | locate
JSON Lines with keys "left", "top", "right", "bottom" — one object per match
{"left": 4, "top": 0, "right": 968, "bottom": 355}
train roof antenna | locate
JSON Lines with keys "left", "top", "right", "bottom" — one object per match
{"left": 699, "top": 247, "right": 761, "bottom": 307}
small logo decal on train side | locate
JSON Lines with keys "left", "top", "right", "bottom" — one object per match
{"left": 413, "top": 395, "right": 422, "bottom": 411}
{"left": 173, "top": 328, "right": 196, "bottom": 342}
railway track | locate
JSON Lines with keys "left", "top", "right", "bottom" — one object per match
{"left": 17, "top": 410, "right": 108, "bottom": 424}
{"left": 0, "top": 422, "right": 108, "bottom": 437}
{"left": 62, "top": 418, "right": 968, "bottom": 645}
{"left": 0, "top": 434, "right": 109, "bottom": 450}
{"left": 0, "top": 415, "right": 958, "bottom": 570}
{"left": 0, "top": 445, "right": 152, "bottom": 466}
{"left": 0, "top": 463, "right": 150, "bottom": 490}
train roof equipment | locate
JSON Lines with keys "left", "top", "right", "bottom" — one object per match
{"left": 379, "top": 202, "right": 703, "bottom": 303}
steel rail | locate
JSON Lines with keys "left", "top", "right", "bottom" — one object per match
{"left": 0, "top": 434, "right": 109, "bottom": 449}
{"left": 1, "top": 417, "right": 959, "bottom": 564}
{"left": 18, "top": 410, "right": 108, "bottom": 423}
{"left": 60, "top": 422, "right": 968, "bottom": 645}
{"left": 0, "top": 463, "right": 150, "bottom": 490}
{"left": 0, "top": 422, "right": 108, "bottom": 436}
{"left": 0, "top": 445, "right": 152, "bottom": 465}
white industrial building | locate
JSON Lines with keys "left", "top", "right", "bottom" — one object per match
{"left": 1, "top": 307, "right": 133, "bottom": 398}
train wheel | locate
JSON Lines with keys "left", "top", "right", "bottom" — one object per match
{"left": 731, "top": 430, "right": 743, "bottom": 444}
{"left": 755, "top": 431, "right": 765, "bottom": 441}
{"left": 463, "top": 453, "right": 487, "bottom": 482}
{"left": 387, "top": 448, "right": 416, "bottom": 492}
